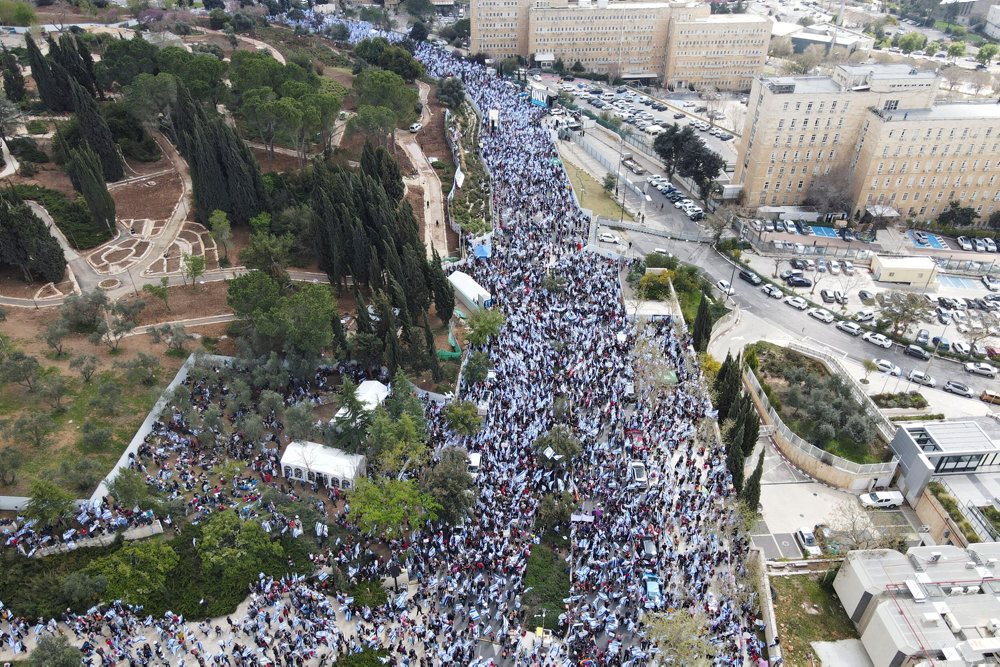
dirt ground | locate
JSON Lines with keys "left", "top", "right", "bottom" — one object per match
{"left": 405, "top": 183, "right": 426, "bottom": 231}
{"left": 418, "top": 88, "right": 460, "bottom": 251}
{"left": 252, "top": 147, "right": 300, "bottom": 173}
{"left": 112, "top": 171, "right": 182, "bottom": 221}
{"left": 9, "top": 146, "right": 76, "bottom": 198}
{"left": 123, "top": 152, "right": 172, "bottom": 178}
{"left": 128, "top": 279, "right": 232, "bottom": 326}
{"left": 0, "top": 266, "right": 75, "bottom": 299}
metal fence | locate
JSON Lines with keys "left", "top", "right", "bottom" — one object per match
{"left": 596, "top": 216, "right": 714, "bottom": 243}
{"left": 935, "top": 478, "right": 1000, "bottom": 542}
{"left": 736, "top": 222, "right": 876, "bottom": 261}
{"left": 743, "top": 364, "right": 898, "bottom": 477}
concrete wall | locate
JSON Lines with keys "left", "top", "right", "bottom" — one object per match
{"left": 913, "top": 488, "right": 967, "bottom": 547}
{"left": 743, "top": 372, "right": 895, "bottom": 491}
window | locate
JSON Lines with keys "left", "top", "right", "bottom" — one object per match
{"left": 883, "top": 99, "right": 899, "bottom": 111}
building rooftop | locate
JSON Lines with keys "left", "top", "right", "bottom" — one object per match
{"left": 838, "top": 63, "right": 935, "bottom": 78}
{"left": 763, "top": 75, "right": 842, "bottom": 94}
{"left": 685, "top": 13, "right": 771, "bottom": 22}
{"left": 873, "top": 254, "right": 936, "bottom": 270}
{"left": 879, "top": 103, "right": 1000, "bottom": 122}
{"left": 904, "top": 421, "right": 999, "bottom": 455}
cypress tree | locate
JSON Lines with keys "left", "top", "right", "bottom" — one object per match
{"left": 429, "top": 249, "right": 455, "bottom": 323}
{"left": 353, "top": 283, "right": 373, "bottom": 335}
{"left": 727, "top": 429, "right": 745, "bottom": 493}
{"left": 1, "top": 49, "right": 24, "bottom": 102}
{"left": 66, "top": 144, "right": 116, "bottom": 230}
{"left": 714, "top": 351, "right": 734, "bottom": 394}
{"left": 424, "top": 314, "right": 441, "bottom": 382}
{"left": 741, "top": 451, "right": 764, "bottom": 510}
{"left": 360, "top": 139, "right": 378, "bottom": 179}
{"left": 368, "top": 245, "right": 384, "bottom": 292}
{"left": 692, "top": 291, "right": 712, "bottom": 352}
{"left": 25, "top": 35, "right": 58, "bottom": 112}
{"left": 403, "top": 245, "right": 429, "bottom": 320}
{"left": 375, "top": 146, "right": 404, "bottom": 202}
{"left": 331, "top": 310, "right": 348, "bottom": 358}
{"left": 717, "top": 374, "right": 741, "bottom": 424}
{"left": 70, "top": 80, "right": 123, "bottom": 182}
{"left": 742, "top": 400, "right": 761, "bottom": 456}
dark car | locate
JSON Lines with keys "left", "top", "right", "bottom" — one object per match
{"left": 791, "top": 259, "right": 806, "bottom": 270}
{"left": 673, "top": 112, "right": 685, "bottom": 119}
{"left": 904, "top": 344, "right": 931, "bottom": 360}
{"left": 694, "top": 105, "right": 708, "bottom": 113}
{"left": 787, "top": 276, "right": 813, "bottom": 288}
{"left": 739, "top": 269, "right": 762, "bottom": 285}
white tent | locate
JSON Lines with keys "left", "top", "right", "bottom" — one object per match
{"left": 334, "top": 380, "right": 389, "bottom": 420}
{"left": 280, "top": 440, "right": 367, "bottom": 490}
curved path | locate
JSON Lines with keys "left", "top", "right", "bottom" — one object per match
{"left": 399, "top": 80, "right": 449, "bottom": 258}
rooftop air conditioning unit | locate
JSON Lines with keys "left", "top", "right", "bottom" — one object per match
{"left": 930, "top": 552, "right": 943, "bottom": 563}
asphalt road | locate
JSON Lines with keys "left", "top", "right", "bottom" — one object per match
{"left": 615, "top": 229, "right": 1000, "bottom": 398}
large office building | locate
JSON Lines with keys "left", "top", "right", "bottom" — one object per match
{"left": 470, "top": 0, "right": 770, "bottom": 89}
{"left": 734, "top": 63, "right": 1000, "bottom": 221}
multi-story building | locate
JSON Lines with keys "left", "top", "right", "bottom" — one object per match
{"left": 471, "top": 0, "right": 770, "bottom": 89}
{"left": 734, "top": 63, "right": 1000, "bottom": 221}
{"left": 985, "top": 3, "right": 1000, "bottom": 41}
{"left": 664, "top": 14, "right": 771, "bottom": 91}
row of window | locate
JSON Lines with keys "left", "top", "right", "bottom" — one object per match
{"left": 868, "top": 183, "right": 1000, "bottom": 203}
{"left": 885, "top": 124, "right": 994, "bottom": 141}
{"left": 777, "top": 116, "right": 846, "bottom": 131}
{"left": 772, "top": 133, "right": 843, "bottom": 148}
{"left": 768, "top": 149, "right": 839, "bottom": 162}
{"left": 877, "top": 143, "right": 1000, "bottom": 159}
{"left": 875, "top": 160, "right": 997, "bottom": 176}
{"left": 780, "top": 100, "right": 850, "bottom": 114}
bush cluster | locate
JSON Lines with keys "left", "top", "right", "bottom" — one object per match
{"left": 12, "top": 184, "right": 110, "bottom": 249}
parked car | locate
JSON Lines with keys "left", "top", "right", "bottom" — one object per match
{"left": 784, "top": 295, "right": 808, "bottom": 310}
{"left": 807, "top": 307, "right": 834, "bottom": 323}
{"left": 854, "top": 310, "right": 876, "bottom": 323}
{"left": 859, "top": 491, "right": 904, "bottom": 509}
{"left": 795, "top": 527, "right": 821, "bottom": 557}
{"left": 842, "top": 260, "right": 856, "bottom": 275}
{"left": 761, "top": 283, "right": 783, "bottom": 298}
{"left": 965, "top": 362, "right": 998, "bottom": 378}
{"left": 716, "top": 280, "right": 734, "bottom": 296}
{"left": 932, "top": 336, "right": 951, "bottom": 352}
{"left": 916, "top": 329, "right": 930, "bottom": 345}
{"left": 598, "top": 232, "right": 620, "bottom": 244}
{"left": 874, "top": 358, "right": 902, "bottom": 376}
{"left": 863, "top": 332, "right": 893, "bottom": 349}
{"left": 738, "top": 269, "right": 762, "bottom": 285}
{"left": 944, "top": 380, "right": 974, "bottom": 398}
{"left": 787, "top": 276, "right": 813, "bottom": 288}
{"left": 859, "top": 290, "right": 875, "bottom": 303}
{"left": 903, "top": 344, "right": 931, "bottom": 360}
{"left": 820, "top": 289, "right": 837, "bottom": 304}
{"left": 907, "top": 369, "right": 936, "bottom": 387}
{"left": 836, "top": 321, "right": 863, "bottom": 336}
{"left": 982, "top": 390, "right": 1000, "bottom": 405}
{"left": 953, "top": 341, "right": 971, "bottom": 357}
{"left": 957, "top": 235, "right": 973, "bottom": 251}
{"left": 409, "top": 122, "right": 423, "bottom": 133}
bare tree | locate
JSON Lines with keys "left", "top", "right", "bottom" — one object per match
{"left": 832, "top": 499, "right": 911, "bottom": 551}
{"left": 803, "top": 166, "right": 852, "bottom": 218}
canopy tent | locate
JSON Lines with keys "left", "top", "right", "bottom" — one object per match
{"left": 280, "top": 440, "right": 367, "bottom": 490}
{"left": 334, "top": 380, "right": 389, "bottom": 420}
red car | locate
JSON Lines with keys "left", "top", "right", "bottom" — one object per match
{"left": 987, "top": 346, "right": 1000, "bottom": 360}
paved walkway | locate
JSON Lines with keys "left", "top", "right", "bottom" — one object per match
{"left": 400, "top": 80, "right": 449, "bottom": 259}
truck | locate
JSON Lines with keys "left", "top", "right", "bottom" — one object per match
{"left": 447, "top": 271, "right": 493, "bottom": 312}
{"left": 621, "top": 153, "right": 645, "bottom": 175}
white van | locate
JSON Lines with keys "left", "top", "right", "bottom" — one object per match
{"left": 859, "top": 490, "right": 904, "bottom": 509}
{"left": 600, "top": 91, "right": 616, "bottom": 101}
{"left": 644, "top": 125, "right": 665, "bottom": 136}
{"left": 467, "top": 452, "right": 481, "bottom": 481}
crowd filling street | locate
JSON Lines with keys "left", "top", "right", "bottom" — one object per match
{"left": 0, "top": 16, "right": 765, "bottom": 667}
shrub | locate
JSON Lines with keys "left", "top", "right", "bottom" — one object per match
{"left": 26, "top": 120, "right": 48, "bottom": 135}
{"left": 8, "top": 136, "right": 49, "bottom": 163}
{"left": 522, "top": 544, "right": 570, "bottom": 630}
{"left": 11, "top": 184, "right": 110, "bottom": 249}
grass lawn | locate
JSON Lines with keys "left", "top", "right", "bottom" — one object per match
{"left": 562, "top": 161, "right": 633, "bottom": 221}
{"left": 771, "top": 574, "right": 858, "bottom": 665}
{"left": 523, "top": 544, "right": 570, "bottom": 631}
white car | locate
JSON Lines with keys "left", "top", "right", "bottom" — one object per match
{"left": 795, "top": 527, "right": 821, "bottom": 558}
{"left": 862, "top": 332, "right": 893, "bottom": 349}
{"left": 761, "top": 283, "right": 783, "bottom": 298}
{"left": 854, "top": 310, "right": 876, "bottom": 323}
{"left": 965, "top": 362, "right": 998, "bottom": 378}
{"left": 836, "top": 321, "right": 863, "bottom": 336}
{"left": 952, "top": 341, "right": 971, "bottom": 356}
{"left": 829, "top": 260, "right": 841, "bottom": 275}
{"left": 906, "top": 369, "right": 936, "bottom": 387}
{"left": 716, "top": 280, "right": 734, "bottom": 296}
{"left": 874, "top": 358, "right": 902, "bottom": 376}
{"left": 784, "top": 295, "right": 808, "bottom": 310}
{"left": 409, "top": 122, "right": 423, "bottom": 133}
{"left": 842, "top": 260, "right": 855, "bottom": 275}
{"left": 807, "top": 308, "right": 834, "bottom": 323}
{"left": 598, "top": 232, "right": 620, "bottom": 244}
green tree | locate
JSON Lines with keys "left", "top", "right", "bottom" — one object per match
{"left": 436, "top": 76, "right": 465, "bottom": 108}
{"left": 23, "top": 478, "right": 76, "bottom": 527}
{"left": 197, "top": 509, "right": 281, "bottom": 577}
{"left": 0, "top": 350, "right": 41, "bottom": 391}
{"left": 442, "top": 400, "right": 482, "bottom": 436}
{"left": 150, "top": 323, "right": 193, "bottom": 353}
{"left": 227, "top": 270, "right": 283, "bottom": 322}
{"left": 70, "top": 353, "right": 98, "bottom": 382}
{"left": 898, "top": 31, "right": 927, "bottom": 54}
{"left": 947, "top": 41, "right": 966, "bottom": 59}
{"left": 727, "top": 429, "right": 746, "bottom": 492}
{"left": 77, "top": 419, "right": 113, "bottom": 451}
{"left": 645, "top": 611, "right": 717, "bottom": 666}
{"left": 240, "top": 232, "right": 293, "bottom": 280}
{"left": 1, "top": 49, "right": 25, "bottom": 103}
{"left": 602, "top": 172, "right": 616, "bottom": 193}
{"left": 258, "top": 283, "right": 336, "bottom": 360}
{"left": 937, "top": 200, "right": 978, "bottom": 227}
{"left": 371, "top": 409, "right": 427, "bottom": 478}
{"left": 142, "top": 276, "right": 171, "bottom": 312}
{"left": 70, "top": 79, "right": 124, "bottom": 182}
{"left": 66, "top": 143, "right": 116, "bottom": 229}
{"left": 181, "top": 252, "right": 207, "bottom": 286}
{"left": 29, "top": 635, "right": 83, "bottom": 667}
{"left": 409, "top": 21, "right": 429, "bottom": 42}
{"left": 465, "top": 308, "right": 505, "bottom": 346}
{"left": 284, "top": 403, "right": 315, "bottom": 441}
{"left": 86, "top": 539, "right": 179, "bottom": 603}
{"left": 976, "top": 44, "right": 999, "bottom": 66}
{"left": 429, "top": 250, "right": 455, "bottom": 323}
{"left": 209, "top": 209, "right": 232, "bottom": 262}
{"left": 0, "top": 445, "right": 25, "bottom": 485}
{"left": 4, "top": 411, "right": 56, "bottom": 447}
{"left": 420, "top": 446, "right": 475, "bottom": 525}
{"left": 348, "top": 477, "right": 441, "bottom": 540}
{"left": 533, "top": 425, "right": 581, "bottom": 469}
{"left": 653, "top": 123, "right": 698, "bottom": 178}
{"left": 89, "top": 378, "right": 122, "bottom": 415}
{"left": 39, "top": 373, "right": 68, "bottom": 412}
{"left": 692, "top": 291, "right": 712, "bottom": 352}
{"left": 353, "top": 69, "right": 418, "bottom": 124}
{"left": 350, "top": 104, "right": 397, "bottom": 149}
{"left": 464, "top": 349, "right": 490, "bottom": 385}
{"left": 38, "top": 318, "right": 70, "bottom": 357}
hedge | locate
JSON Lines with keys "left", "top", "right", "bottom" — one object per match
{"left": 523, "top": 544, "right": 570, "bottom": 630}
{"left": 12, "top": 184, "right": 111, "bottom": 250}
